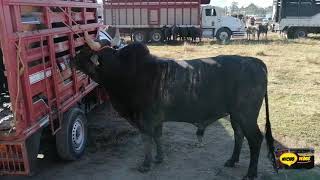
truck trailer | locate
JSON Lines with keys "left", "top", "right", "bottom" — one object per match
{"left": 273, "top": 0, "right": 320, "bottom": 38}
{"left": 0, "top": 0, "right": 108, "bottom": 175}
{"left": 103, "top": 0, "right": 246, "bottom": 43}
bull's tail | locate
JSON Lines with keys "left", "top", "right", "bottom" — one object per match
{"left": 265, "top": 91, "right": 278, "bottom": 173}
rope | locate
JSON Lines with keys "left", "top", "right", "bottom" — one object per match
{"left": 47, "top": 7, "right": 82, "bottom": 38}
{"left": 57, "top": 7, "right": 80, "bottom": 27}
{"left": 47, "top": 7, "right": 81, "bottom": 82}
{"left": 10, "top": 36, "right": 24, "bottom": 133}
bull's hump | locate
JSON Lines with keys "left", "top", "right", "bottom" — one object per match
{"left": 174, "top": 60, "right": 194, "bottom": 70}
{"left": 199, "top": 58, "right": 220, "bottom": 66}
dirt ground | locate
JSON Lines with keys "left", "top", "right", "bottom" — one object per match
{"left": 3, "top": 103, "right": 319, "bottom": 180}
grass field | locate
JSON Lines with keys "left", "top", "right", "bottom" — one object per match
{"left": 148, "top": 34, "right": 320, "bottom": 157}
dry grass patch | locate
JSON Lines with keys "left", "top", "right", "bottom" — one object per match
{"left": 256, "top": 51, "right": 267, "bottom": 56}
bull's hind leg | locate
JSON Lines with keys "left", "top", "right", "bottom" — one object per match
{"left": 228, "top": 85, "right": 266, "bottom": 179}
{"left": 234, "top": 105, "right": 264, "bottom": 179}
{"left": 224, "top": 119, "right": 244, "bottom": 167}
{"left": 138, "top": 133, "right": 153, "bottom": 172}
{"left": 153, "top": 124, "right": 164, "bottom": 164}
{"left": 241, "top": 122, "right": 263, "bottom": 180}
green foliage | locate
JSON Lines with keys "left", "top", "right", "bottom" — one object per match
{"left": 228, "top": 2, "right": 273, "bottom": 17}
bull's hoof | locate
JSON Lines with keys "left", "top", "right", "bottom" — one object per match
{"left": 224, "top": 159, "right": 236, "bottom": 167}
{"left": 138, "top": 164, "right": 151, "bottom": 173}
{"left": 154, "top": 156, "right": 164, "bottom": 164}
{"left": 196, "top": 142, "right": 204, "bottom": 148}
{"left": 242, "top": 175, "right": 257, "bottom": 180}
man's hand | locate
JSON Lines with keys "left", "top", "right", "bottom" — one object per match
{"left": 83, "top": 31, "right": 102, "bottom": 51}
{"left": 84, "top": 31, "right": 90, "bottom": 41}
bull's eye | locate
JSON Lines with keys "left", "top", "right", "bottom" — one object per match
{"left": 90, "top": 55, "right": 100, "bottom": 66}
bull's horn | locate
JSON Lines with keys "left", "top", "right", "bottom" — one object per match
{"left": 111, "top": 28, "right": 120, "bottom": 47}
{"left": 84, "top": 31, "right": 102, "bottom": 51}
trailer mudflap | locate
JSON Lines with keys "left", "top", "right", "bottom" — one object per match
{"left": 0, "top": 129, "right": 41, "bottom": 175}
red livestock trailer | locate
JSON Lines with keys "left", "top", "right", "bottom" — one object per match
{"left": 0, "top": 0, "right": 106, "bottom": 175}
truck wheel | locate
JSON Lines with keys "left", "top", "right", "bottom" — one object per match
{"left": 150, "top": 30, "right": 163, "bottom": 43}
{"left": 132, "top": 31, "right": 146, "bottom": 43}
{"left": 56, "top": 107, "right": 87, "bottom": 161}
{"left": 216, "top": 28, "right": 231, "bottom": 43}
{"left": 294, "top": 28, "right": 308, "bottom": 38}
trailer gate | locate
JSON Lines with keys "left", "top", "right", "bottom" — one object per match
{"left": 0, "top": 0, "right": 101, "bottom": 175}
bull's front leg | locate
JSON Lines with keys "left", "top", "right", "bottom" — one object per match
{"left": 153, "top": 124, "right": 164, "bottom": 164}
{"left": 138, "top": 133, "right": 153, "bottom": 172}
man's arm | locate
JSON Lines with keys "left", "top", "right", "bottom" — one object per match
{"left": 84, "top": 31, "right": 102, "bottom": 51}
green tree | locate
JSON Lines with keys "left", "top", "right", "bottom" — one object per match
{"left": 230, "top": 1, "right": 239, "bottom": 15}
{"left": 245, "top": 3, "right": 259, "bottom": 15}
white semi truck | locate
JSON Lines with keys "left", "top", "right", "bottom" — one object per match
{"left": 273, "top": 0, "right": 320, "bottom": 38}
{"left": 103, "top": 0, "right": 245, "bottom": 43}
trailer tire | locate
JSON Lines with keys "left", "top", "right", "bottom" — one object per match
{"left": 150, "top": 30, "right": 163, "bottom": 43}
{"left": 56, "top": 107, "right": 87, "bottom": 161}
{"left": 216, "top": 28, "right": 231, "bottom": 43}
{"left": 294, "top": 28, "right": 308, "bottom": 39}
{"left": 132, "top": 31, "right": 146, "bottom": 43}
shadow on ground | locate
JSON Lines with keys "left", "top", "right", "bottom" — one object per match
{"left": 3, "top": 103, "right": 319, "bottom": 180}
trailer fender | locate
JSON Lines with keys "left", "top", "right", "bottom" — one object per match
{"left": 26, "top": 128, "right": 42, "bottom": 175}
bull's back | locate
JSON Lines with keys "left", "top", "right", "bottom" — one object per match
{"left": 158, "top": 56, "right": 268, "bottom": 123}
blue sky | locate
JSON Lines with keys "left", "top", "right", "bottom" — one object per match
{"left": 212, "top": 0, "right": 273, "bottom": 8}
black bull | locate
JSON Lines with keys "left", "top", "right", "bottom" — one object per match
{"left": 73, "top": 43, "right": 277, "bottom": 179}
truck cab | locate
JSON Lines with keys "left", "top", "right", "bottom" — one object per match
{"left": 201, "top": 5, "right": 246, "bottom": 42}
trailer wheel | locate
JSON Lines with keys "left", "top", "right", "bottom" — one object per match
{"left": 294, "top": 28, "right": 308, "bottom": 38}
{"left": 150, "top": 30, "right": 163, "bottom": 43}
{"left": 132, "top": 31, "right": 146, "bottom": 43}
{"left": 56, "top": 108, "right": 87, "bottom": 160}
{"left": 216, "top": 28, "right": 231, "bottom": 43}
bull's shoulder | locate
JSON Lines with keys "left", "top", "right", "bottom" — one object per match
{"left": 117, "top": 43, "right": 150, "bottom": 60}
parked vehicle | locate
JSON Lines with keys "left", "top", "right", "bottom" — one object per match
{"left": 103, "top": 0, "right": 245, "bottom": 43}
{"left": 0, "top": 0, "right": 109, "bottom": 175}
{"left": 273, "top": 0, "right": 320, "bottom": 38}
{"left": 262, "top": 18, "right": 269, "bottom": 25}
